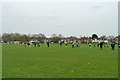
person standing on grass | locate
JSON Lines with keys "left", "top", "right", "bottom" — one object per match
{"left": 47, "top": 41, "right": 50, "bottom": 48}
{"left": 111, "top": 42, "right": 115, "bottom": 50}
{"left": 94, "top": 43, "right": 96, "bottom": 47}
{"left": 66, "top": 43, "right": 68, "bottom": 47}
{"left": 72, "top": 42, "right": 74, "bottom": 48}
{"left": 100, "top": 42, "right": 103, "bottom": 49}
{"left": 24, "top": 42, "right": 26, "bottom": 47}
{"left": 65, "top": 42, "right": 68, "bottom": 47}
{"left": 28, "top": 42, "right": 30, "bottom": 47}
{"left": 89, "top": 43, "right": 91, "bottom": 48}
{"left": 38, "top": 42, "right": 40, "bottom": 47}
{"left": 34, "top": 42, "right": 36, "bottom": 47}
{"left": 60, "top": 42, "right": 62, "bottom": 47}
{"left": 97, "top": 43, "right": 99, "bottom": 47}
{"left": 76, "top": 43, "right": 79, "bottom": 47}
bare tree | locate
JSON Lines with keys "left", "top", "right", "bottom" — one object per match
{"left": 107, "top": 36, "right": 114, "bottom": 42}
{"left": 37, "top": 33, "right": 46, "bottom": 42}
{"left": 51, "top": 34, "right": 61, "bottom": 43}
{"left": 2, "top": 33, "right": 14, "bottom": 42}
{"left": 100, "top": 35, "right": 107, "bottom": 40}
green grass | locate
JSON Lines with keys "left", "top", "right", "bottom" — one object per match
{"left": 2, "top": 44, "right": 118, "bottom": 78}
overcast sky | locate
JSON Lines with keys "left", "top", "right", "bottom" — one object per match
{"left": 1, "top": 0, "right": 118, "bottom": 37}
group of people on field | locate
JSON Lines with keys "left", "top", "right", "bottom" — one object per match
{"left": 59, "top": 41, "right": 80, "bottom": 48}
{"left": 25, "top": 41, "right": 117, "bottom": 50}
{"left": 25, "top": 42, "right": 41, "bottom": 47}
{"left": 89, "top": 42, "right": 116, "bottom": 50}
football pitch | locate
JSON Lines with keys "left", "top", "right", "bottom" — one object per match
{"left": 2, "top": 44, "right": 118, "bottom": 78}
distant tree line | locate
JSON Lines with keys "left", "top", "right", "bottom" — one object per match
{"left": 0, "top": 33, "right": 119, "bottom": 43}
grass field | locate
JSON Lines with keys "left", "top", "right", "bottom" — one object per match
{"left": 2, "top": 44, "right": 118, "bottom": 78}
